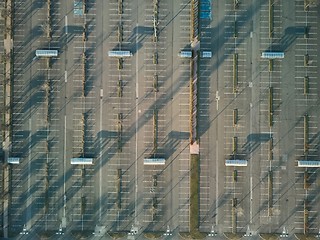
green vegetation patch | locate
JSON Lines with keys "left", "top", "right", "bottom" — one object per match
{"left": 224, "top": 232, "right": 244, "bottom": 240}
{"left": 180, "top": 231, "right": 206, "bottom": 239}
{"left": 190, "top": 154, "right": 199, "bottom": 233}
{"left": 38, "top": 230, "right": 55, "bottom": 239}
{"left": 180, "top": 232, "right": 190, "bottom": 238}
{"left": 190, "top": 231, "right": 207, "bottom": 239}
{"left": 108, "top": 232, "right": 126, "bottom": 239}
{"left": 71, "top": 230, "right": 92, "bottom": 239}
{"left": 260, "top": 233, "right": 279, "bottom": 240}
{"left": 143, "top": 232, "right": 163, "bottom": 239}
{"left": 295, "top": 234, "right": 317, "bottom": 240}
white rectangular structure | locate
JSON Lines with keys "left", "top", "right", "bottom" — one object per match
{"left": 71, "top": 158, "right": 93, "bottom": 165}
{"left": 108, "top": 51, "right": 132, "bottom": 57}
{"left": 298, "top": 160, "right": 320, "bottom": 167}
{"left": 179, "top": 51, "right": 192, "bottom": 58}
{"left": 201, "top": 51, "right": 212, "bottom": 58}
{"left": 8, "top": 157, "right": 20, "bottom": 164}
{"left": 225, "top": 159, "right": 248, "bottom": 167}
{"left": 261, "top": 52, "right": 284, "bottom": 59}
{"left": 36, "top": 50, "right": 58, "bottom": 57}
{"left": 144, "top": 158, "right": 165, "bottom": 165}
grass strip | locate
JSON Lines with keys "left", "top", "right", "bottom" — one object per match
{"left": 108, "top": 232, "right": 126, "bottom": 239}
{"left": 188, "top": 154, "right": 206, "bottom": 239}
{"left": 190, "top": 154, "right": 199, "bottom": 234}
{"left": 37, "top": 230, "right": 55, "bottom": 239}
{"left": 224, "top": 232, "right": 244, "bottom": 240}
{"left": 143, "top": 232, "right": 163, "bottom": 239}
{"left": 294, "top": 234, "right": 317, "bottom": 240}
{"left": 260, "top": 233, "right": 279, "bottom": 240}
{"left": 71, "top": 230, "right": 92, "bottom": 239}
{"left": 180, "top": 231, "right": 206, "bottom": 240}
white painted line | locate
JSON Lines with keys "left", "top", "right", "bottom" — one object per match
{"left": 99, "top": 88, "right": 103, "bottom": 222}
{"left": 65, "top": 71, "right": 67, "bottom": 82}
{"left": 65, "top": 16, "right": 68, "bottom": 34}
{"left": 249, "top": 92, "right": 253, "bottom": 224}
{"left": 215, "top": 140, "right": 219, "bottom": 226}
{"left": 63, "top": 115, "right": 66, "bottom": 225}
{"left": 250, "top": 176, "right": 253, "bottom": 223}
{"left": 135, "top": 23, "right": 139, "bottom": 226}
{"left": 27, "top": 118, "right": 32, "bottom": 230}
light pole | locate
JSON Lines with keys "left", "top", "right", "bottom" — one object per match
{"left": 19, "top": 224, "right": 29, "bottom": 235}
{"left": 280, "top": 226, "right": 288, "bottom": 238}
{"left": 55, "top": 224, "right": 64, "bottom": 235}
{"left": 208, "top": 225, "right": 217, "bottom": 237}
{"left": 244, "top": 226, "right": 252, "bottom": 237}
{"left": 128, "top": 225, "right": 138, "bottom": 236}
{"left": 163, "top": 225, "right": 172, "bottom": 236}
